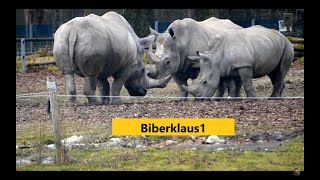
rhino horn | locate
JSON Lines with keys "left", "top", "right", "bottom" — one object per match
{"left": 147, "top": 75, "right": 172, "bottom": 89}
{"left": 147, "top": 50, "right": 161, "bottom": 64}
{"left": 182, "top": 85, "right": 196, "bottom": 96}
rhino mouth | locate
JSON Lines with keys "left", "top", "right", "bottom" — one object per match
{"left": 127, "top": 88, "right": 147, "bottom": 97}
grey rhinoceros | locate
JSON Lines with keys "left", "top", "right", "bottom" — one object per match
{"left": 53, "top": 11, "right": 171, "bottom": 105}
{"left": 147, "top": 17, "right": 242, "bottom": 99}
{"left": 182, "top": 25, "right": 294, "bottom": 98}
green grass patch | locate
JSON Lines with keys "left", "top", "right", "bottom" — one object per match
{"left": 293, "top": 44, "right": 304, "bottom": 50}
{"left": 48, "top": 64, "right": 59, "bottom": 72}
{"left": 286, "top": 36, "right": 304, "bottom": 43}
{"left": 16, "top": 137, "right": 304, "bottom": 171}
{"left": 297, "top": 57, "right": 304, "bottom": 65}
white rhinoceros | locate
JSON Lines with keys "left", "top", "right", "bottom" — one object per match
{"left": 53, "top": 11, "right": 171, "bottom": 105}
{"left": 147, "top": 17, "right": 243, "bottom": 99}
{"left": 182, "top": 25, "right": 294, "bottom": 98}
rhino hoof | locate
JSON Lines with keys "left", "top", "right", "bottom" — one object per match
{"left": 100, "top": 98, "right": 110, "bottom": 105}
{"left": 110, "top": 98, "right": 124, "bottom": 105}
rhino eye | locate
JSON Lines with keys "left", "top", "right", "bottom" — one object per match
{"left": 166, "top": 59, "right": 170, "bottom": 64}
{"left": 203, "top": 80, "right": 207, "bottom": 85}
{"left": 142, "top": 68, "right": 145, "bottom": 72}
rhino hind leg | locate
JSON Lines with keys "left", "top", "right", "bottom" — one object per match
{"left": 97, "top": 78, "right": 110, "bottom": 104}
{"left": 268, "top": 70, "right": 287, "bottom": 98}
{"left": 64, "top": 73, "right": 76, "bottom": 106}
{"left": 237, "top": 67, "right": 256, "bottom": 97}
{"left": 84, "top": 76, "right": 99, "bottom": 105}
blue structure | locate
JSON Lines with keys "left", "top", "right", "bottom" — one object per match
{"left": 16, "top": 24, "right": 53, "bottom": 38}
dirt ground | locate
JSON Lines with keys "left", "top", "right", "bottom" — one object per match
{"left": 16, "top": 61, "right": 304, "bottom": 135}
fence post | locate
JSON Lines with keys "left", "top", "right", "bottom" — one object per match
{"left": 251, "top": 19, "right": 255, "bottom": 26}
{"left": 20, "top": 38, "right": 26, "bottom": 73}
{"left": 29, "top": 23, "right": 33, "bottom": 54}
{"left": 47, "top": 76, "right": 64, "bottom": 165}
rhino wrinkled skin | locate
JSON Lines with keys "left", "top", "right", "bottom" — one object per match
{"left": 147, "top": 17, "right": 242, "bottom": 99}
{"left": 183, "top": 25, "right": 294, "bottom": 99}
{"left": 53, "top": 11, "right": 170, "bottom": 105}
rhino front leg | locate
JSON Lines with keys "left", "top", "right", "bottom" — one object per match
{"left": 84, "top": 76, "right": 99, "bottom": 105}
{"left": 214, "top": 80, "right": 226, "bottom": 97}
{"left": 64, "top": 73, "right": 77, "bottom": 106}
{"left": 237, "top": 67, "right": 256, "bottom": 97}
{"left": 227, "top": 78, "right": 242, "bottom": 97}
{"left": 173, "top": 74, "right": 188, "bottom": 100}
{"left": 97, "top": 78, "right": 110, "bottom": 104}
{"left": 110, "top": 78, "right": 126, "bottom": 105}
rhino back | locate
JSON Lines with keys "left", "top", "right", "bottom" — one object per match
{"left": 214, "top": 26, "right": 291, "bottom": 77}
{"left": 53, "top": 13, "right": 137, "bottom": 78}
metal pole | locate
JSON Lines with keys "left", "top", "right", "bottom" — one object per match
{"left": 47, "top": 76, "right": 64, "bottom": 165}
{"left": 155, "top": 21, "right": 159, "bottom": 32}
{"left": 29, "top": 24, "right": 33, "bottom": 54}
{"left": 20, "top": 38, "right": 26, "bottom": 73}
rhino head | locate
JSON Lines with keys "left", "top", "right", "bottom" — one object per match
{"left": 182, "top": 51, "right": 221, "bottom": 99}
{"left": 146, "top": 26, "right": 182, "bottom": 79}
{"left": 124, "top": 34, "right": 172, "bottom": 96}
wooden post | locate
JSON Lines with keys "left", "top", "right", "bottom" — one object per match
{"left": 20, "top": 38, "right": 26, "bottom": 73}
{"left": 47, "top": 76, "right": 64, "bottom": 164}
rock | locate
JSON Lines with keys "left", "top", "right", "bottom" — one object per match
{"left": 47, "top": 144, "right": 55, "bottom": 149}
{"left": 16, "top": 159, "right": 31, "bottom": 165}
{"left": 124, "top": 142, "right": 135, "bottom": 148}
{"left": 108, "top": 137, "right": 123, "bottom": 143}
{"left": 165, "top": 140, "right": 178, "bottom": 146}
{"left": 250, "top": 134, "right": 263, "bottom": 141}
{"left": 42, "top": 156, "right": 55, "bottom": 164}
{"left": 205, "top": 135, "right": 226, "bottom": 144}
{"left": 216, "top": 148, "right": 224, "bottom": 151}
{"left": 272, "top": 132, "right": 285, "bottom": 141}
{"left": 105, "top": 138, "right": 123, "bottom": 146}
{"left": 62, "top": 135, "right": 84, "bottom": 144}
{"left": 136, "top": 145, "right": 147, "bottom": 148}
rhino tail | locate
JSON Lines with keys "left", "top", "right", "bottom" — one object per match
{"left": 68, "top": 30, "right": 78, "bottom": 72}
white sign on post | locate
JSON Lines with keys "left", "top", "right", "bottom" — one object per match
{"left": 278, "top": 20, "right": 287, "bottom": 32}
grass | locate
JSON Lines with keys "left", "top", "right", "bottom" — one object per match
{"left": 16, "top": 136, "right": 304, "bottom": 171}
{"left": 47, "top": 64, "right": 59, "bottom": 72}
{"left": 297, "top": 57, "right": 304, "bottom": 65}
{"left": 293, "top": 44, "right": 304, "bottom": 50}
{"left": 286, "top": 36, "right": 304, "bottom": 42}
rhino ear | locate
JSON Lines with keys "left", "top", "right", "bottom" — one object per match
{"left": 187, "top": 56, "right": 201, "bottom": 68}
{"left": 169, "top": 28, "right": 175, "bottom": 38}
{"left": 140, "top": 34, "right": 155, "bottom": 46}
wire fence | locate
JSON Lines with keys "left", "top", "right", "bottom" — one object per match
{"left": 16, "top": 38, "right": 54, "bottom": 57}
{"left": 16, "top": 93, "right": 304, "bottom": 100}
